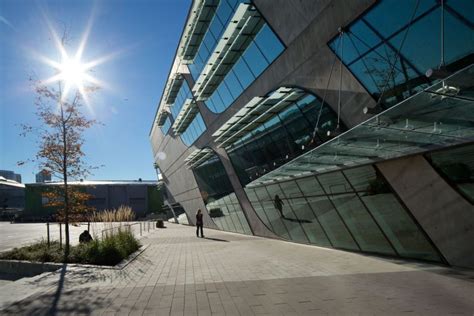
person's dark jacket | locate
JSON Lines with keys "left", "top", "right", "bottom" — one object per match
{"left": 196, "top": 213, "right": 203, "bottom": 225}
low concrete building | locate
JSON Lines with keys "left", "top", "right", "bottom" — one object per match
{"left": 0, "top": 176, "right": 25, "bottom": 220}
{"left": 24, "top": 180, "right": 162, "bottom": 219}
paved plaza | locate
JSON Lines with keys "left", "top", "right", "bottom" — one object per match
{"left": 1, "top": 223, "right": 474, "bottom": 315}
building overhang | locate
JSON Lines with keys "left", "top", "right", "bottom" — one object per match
{"left": 164, "top": 73, "right": 185, "bottom": 105}
{"left": 247, "top": 63, "right": 474, "bottom": 188}
{"left": 155, "top": 108, "right": 170, "bottom": 126}
{"left": 212, "top": 87, "right": 305, "bottom": 147}
{"left": 178, "top": 0, "right": 219, "bottom": 63}
{"left": 192, "top": 3, "right": 264, "bottom": 101}
{"left": 171, "top": 98, "right": 199, "bottom": 134}
{"left": 184, "top": 148, "right": 213, "bottom": 168}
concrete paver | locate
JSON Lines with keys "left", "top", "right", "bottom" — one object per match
{"left": 1, "top": 223, "right": 474, "bottom": 315}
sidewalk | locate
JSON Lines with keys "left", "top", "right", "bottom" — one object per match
{"left": 1, "top": 223, "right": 474, "bottom": 315}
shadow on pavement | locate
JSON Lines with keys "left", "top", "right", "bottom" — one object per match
{"left": 203, "top": 237, "right": 229, "bottom": 242}
{"left": 1, "top": 263, "right": 114, "bottom": 315}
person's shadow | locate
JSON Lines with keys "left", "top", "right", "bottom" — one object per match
{"left": 282, "top": 216, "right": 312, "bottom": 224}
{"left": 203, "top": 237, "right": 229, "bottom": 242}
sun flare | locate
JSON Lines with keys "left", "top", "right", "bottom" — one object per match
{"left": 59, "top": 57, "right": 87, "bottom": 87}
{"left": 38, "top": 13, "right": 110, "bottom": 107}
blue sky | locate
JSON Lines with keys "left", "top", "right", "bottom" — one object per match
{"left": 0, "top": 0, "right": 190, "bottom": 183}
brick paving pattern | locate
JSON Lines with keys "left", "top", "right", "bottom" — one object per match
{"left": 1, "top": 223, "right": 474, "bottom": 315}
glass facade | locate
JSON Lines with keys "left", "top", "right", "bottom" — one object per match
{"left": 169, "top": 77, "right": 206, "bottom": 146}
{"left": 185, "top": 0, "right": 284, "bottom": 113}
{"left": 193, "top": 151, "right": 252, "bottom": 234}
{"left": 245, "top": 165, "right": 442, "bottom": 261}
{"left": 170, "top": 80, "right": 193, "bottom": 118}
{"left": 160, "top": 116, "right": 171, "bottom": 135}
{"left": 329, "top": 0, "right": 474, "bottom": 108}
{"left": 181, "top": 113, "right": 206, "bottom": 146}
{"left": 189, "top": 0, "right": 245, "bottom": 80}
{"left": 227, "top": 91, "right": 344, "bottom": 186}
{"left": 204, "top": 24, "right": 284, "bottom": 113}
{"left": 426, "top": 144, "right": 474, "bottom": 204}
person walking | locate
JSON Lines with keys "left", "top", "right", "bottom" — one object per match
{"left": 274, "top": 194, "right": 285, "bottom": 218}
{"left": 196, "top": 209, "right": 204, "bottom": 238}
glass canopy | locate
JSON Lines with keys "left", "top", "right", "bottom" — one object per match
{"left": 248, "top": 63, "right": 474, "bottom": 187}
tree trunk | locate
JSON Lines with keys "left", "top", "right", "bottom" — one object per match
{"left": 60, "top": 102, "right": 70, "bottom": 259}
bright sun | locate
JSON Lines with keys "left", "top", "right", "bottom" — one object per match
{"left": 59, "top": 57, "right": 87, "bottom": 87}
{"left": 38, "top": 16, "right": 108, "bottom": 105}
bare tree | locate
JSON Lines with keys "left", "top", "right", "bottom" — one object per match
{"left": 19, "top": 34, "right": 99, "bottom": 258}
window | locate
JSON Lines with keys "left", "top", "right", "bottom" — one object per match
{"left": 227, "top": 89, "right": 343, "bottom": 186}
{"left": 180, "top": 113, "right": 206, "bottom": 146}
{"left": 193, "top": 151, "right": 252, "bottom": 234}
{"left": 426, "top": 144, "right": 474, "bottom": 205}
{"left": 329, "top": 0, "right": 474, "bottom": 108}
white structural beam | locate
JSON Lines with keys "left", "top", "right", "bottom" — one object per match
{"left": 171, "top": 98, "right": 200, "bottom": 134}
{"left": 212, "top": 87, "right": 305, "bottom": 147}
{"left": 184, "top": 148, "right": 213, "bottom": 168}
{"left": 155, "top": 108, "right": 170, "bottom": 126}
{"left": 178, "top": 0, "right": 219, "bottom": 63}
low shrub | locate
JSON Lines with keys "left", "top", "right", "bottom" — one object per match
{"left": 0, "top": 230, "right": 140, "bottom": 266}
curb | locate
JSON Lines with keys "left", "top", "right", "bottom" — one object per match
{"left": 0, "top": 244, "right": 150, "bottom": 278}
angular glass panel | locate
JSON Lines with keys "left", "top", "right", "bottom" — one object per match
{"left": 216, "top": 0, "right": 233, "bottom": 26}
{"left": 330, "top": 193, "right": 395, "bottom": 255}
{"left": 447, "top": 0, "right": 474, "bottom": 24}
{"left": 427, "top": 144, "right": 474, "bottom": 204}
{"left": 223, "top": 70, "right": 244, "bottom": 99}
{"left": 329, "top": 0, "right": 473, "bottom": 109}
{"left": 318, "top": 171, "right": 353, "bottom": 194}
{"left": 289, "top": 197, "right": 332, "bottom": 247}
{"left": 227, "top": 89, "right": 343, "bottom": 186}
{"left": 181, "top": 113, "right": 206, "bottom": 146}
{"left": 242, "top": 42, "right": 268, "bottom": 78}
{"left": 193, "top": 151, "right": 252, "bottom": 235}
{"left": 296, "top": 176, "right": 325, "bottom": 196}
{"left": 253, "top": 185, "right": 290, "bottom": 239}
{"left": 254, "top": 24, "right": 284, "bottom": 63}
{"left": 361, "top": 193, "right": 441, "bottom": 261}
{"left": 363, "top": 0, "right": 436, "bottom": 38}
{"left": 232, "top": 58, "right": 255, "bottom": 89}
{"left": 306, "top": 196, "right": 358, "bottom": 250}
{"left": 160, "top": 116, "right": 171, "bottom": 135}
{"left": 266, "top": 183, "right": 309, "bottom": 243}
{"left": 343, "top": 166, "right": 379, "bottom": 193}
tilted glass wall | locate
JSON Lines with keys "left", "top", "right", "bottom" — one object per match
{"left": 189, "top": 0, "right": 245, "bottom": 80}
{"left": 193, "top": 150, "right": 252, "bottom": 234}
{"left": 329, "top": 0, "right": 474, "bottom": 108}
{"left": 245, "top": 165, "right": 442, "bottom": 262}
{"left": 181, "top": 114, "right": 207, "bottom": 146}
{"left": 186, "top": 0, "right": 284, "bottom": 113}
{"left": 170, "top": 79, "right": 193, "bottom": 118}
{"left": 204, "top": 23, "right": 284, "bottom": 113}
{"left": 170, "top": 79, "right": 206, "bottom": 145}
{"left": 426, "top": 143, "right": 474, "bottom": 204}
{"left": 160, "top": 116, "right": 172, "bottom": 135}
{"left": 227, "top": 90, "right": 344, "bottom": 186}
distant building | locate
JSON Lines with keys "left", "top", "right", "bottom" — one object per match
{"left": 35, "top": 170, "right": 52, "bottom": 183}
{"left": 0, "top": 170, "right": 22, "bottom": 183}
{"left": 24, "top": 180, "right": 162, "bottom": 219}
{"left": 0, "top": 176, "right": 25, "bottom": 212}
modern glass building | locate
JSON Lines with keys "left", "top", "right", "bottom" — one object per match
{"left": 150, "top": 0, "right": 474, "bottom": 268}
